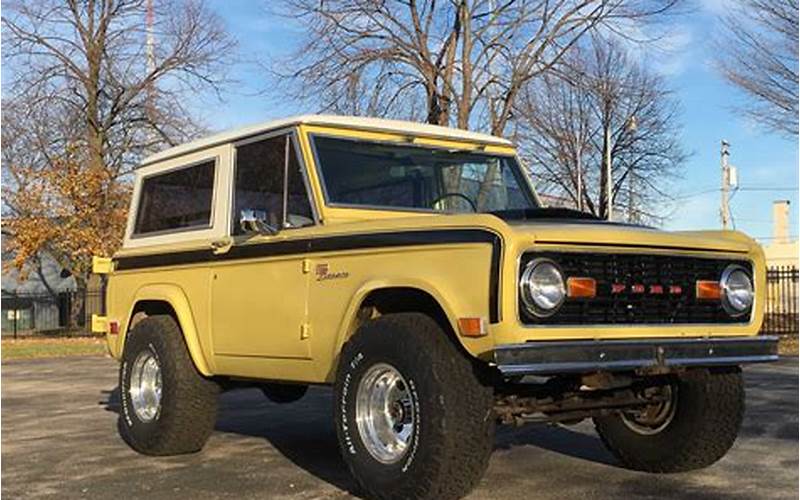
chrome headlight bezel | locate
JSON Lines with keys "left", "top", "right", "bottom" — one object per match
{"left": 720, "top": 264, "right": 754, "bottom": 317}
{"left": 519, "top": 258, "right": 566, "bottom": 318}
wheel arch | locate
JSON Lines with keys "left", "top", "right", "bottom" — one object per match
{"left": 123, "top": 284, "right": 213, "bottom": 376}
{"left": 332, "top": 280, "right": 481, "bottom": 366}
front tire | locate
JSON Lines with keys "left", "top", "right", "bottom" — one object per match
{"left": 119, "top": 315, "right": 219, "bottom": 455}
{"left": 594, "top": 367, "right": 745, "bottom": 472}
{"left": 334, "top": 313, "right": 494, "bottom": 500}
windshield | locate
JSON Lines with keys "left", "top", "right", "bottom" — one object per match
{"left": 312, "top": 136, "right": 538, "bottom": 213}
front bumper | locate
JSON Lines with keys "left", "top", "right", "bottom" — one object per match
{"left": 494, "top": 336, "right": 779, "bottom": 376}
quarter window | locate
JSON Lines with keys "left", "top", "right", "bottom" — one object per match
{"left": 233, "top": 134, "right": 314, "bottom": 235}
{"left": 134, "top": 160, "right": 216, "bottom": 235}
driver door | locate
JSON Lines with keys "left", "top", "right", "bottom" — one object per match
{"left": 211, "top": 131, "right": 316, "bottom": 360}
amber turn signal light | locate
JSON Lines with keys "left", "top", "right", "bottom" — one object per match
{"left": 567, "top": 277, "right": 597, "bottom": 298}
{"left": 696, "top": 280, "right": 721, "bottom": 300}
{"left": 458, "top": 317, "right": 487, "bottom": 337}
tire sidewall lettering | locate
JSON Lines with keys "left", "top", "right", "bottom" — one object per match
{"left": 340, "top": 371, "right": 356, "bottom": 455}
{"left": 121, "top": 358, "right": 134, "bottom": 427}
{"left": 400, "top": 377, "right": 420, "bottom": 473}
{"left": 340, "top": 350, "right": 421, "bottom": 473}
{"left": 121, "top": 340, "right": 163, "bottom": 429}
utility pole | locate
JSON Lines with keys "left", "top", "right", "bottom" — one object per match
{"left": 604, "top": 122, "right": 612, "bottom": 221}
{"left": 720, "top": 140, "right": 731, "bottom": 230}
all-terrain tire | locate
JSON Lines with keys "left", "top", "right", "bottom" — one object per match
{"left": 334, "top": 313, "right": 495, "bottom": 500}
{"left": 594, "top": 367, "right": 745, "bottom": 472}
{"left": 119, "top": 315, "right": 219, "bottom": 455}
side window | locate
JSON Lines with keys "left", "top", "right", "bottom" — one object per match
{"left": 134, "top": 160, "right": 216, "bottom": 235}
{"left": 286, "top": 139, "right": 314, "bottom": 227}
{"left": 233, "top": 134, "right": 314, "bottom": 235}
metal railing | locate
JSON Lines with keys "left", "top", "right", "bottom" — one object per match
{"left": 1, "top": 289, "right": 104, "bottom": 338}
{"left": 762, "top": 266, "right": 799, "bottom": 336}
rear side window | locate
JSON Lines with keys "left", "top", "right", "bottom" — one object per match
{"left": 134, "top": 160, "right": 216, "bottom": 235}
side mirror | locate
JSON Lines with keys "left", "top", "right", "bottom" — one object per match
{"left": 239, "top": 209, "right": 278, "bottom": 235}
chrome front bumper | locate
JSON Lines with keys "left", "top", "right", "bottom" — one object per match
{"left": 494, "top": 336, "right": 779, "bottom": 376}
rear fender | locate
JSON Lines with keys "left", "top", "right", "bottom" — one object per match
{"left": 123, "top": 284, "right": 213, "bottom": 376}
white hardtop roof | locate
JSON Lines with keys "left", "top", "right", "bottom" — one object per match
{"left": 140, "top": 114, "right": 513, "bottom": 167}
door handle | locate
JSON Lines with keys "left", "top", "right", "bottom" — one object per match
{"left": 210, "top": 238, "right": 233, "bottom": 255}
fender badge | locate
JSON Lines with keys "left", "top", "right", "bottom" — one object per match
{"left": 315, "top": 263, "right": 349, "bottom": 282}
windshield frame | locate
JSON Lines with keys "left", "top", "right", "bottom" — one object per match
{"left": 307, "top": 133, "right": 540, "bottom": 214}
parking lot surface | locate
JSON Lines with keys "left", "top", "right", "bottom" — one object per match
{"left": 2, "top": 355, "right": 797, "bottom": 499}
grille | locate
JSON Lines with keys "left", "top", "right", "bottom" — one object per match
{"left": 519, "top": 252, "right": 752, "bottom": 325}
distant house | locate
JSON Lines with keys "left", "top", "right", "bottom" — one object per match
{"left": 763, "top": 200, "right": 798, "bottom": 268}
{"left": 2, "top": 253, "right": 77, "bottom": 334}
{"left": 2, "top": 253, "right": 76, "bottom": 295}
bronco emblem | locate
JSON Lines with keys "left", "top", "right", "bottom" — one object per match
{"left": 315, "top": 263, "right": 349, "bottom": 282}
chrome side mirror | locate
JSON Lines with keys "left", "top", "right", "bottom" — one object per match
{"left": 240, "top": 209, "right": 278, "bottom": 235}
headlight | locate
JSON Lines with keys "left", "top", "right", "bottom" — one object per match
{"left": 720, "top": 264, "right": 753, "bottom": 316}
{"left": 520, "top": 258, "right": 566, "bottom": 317}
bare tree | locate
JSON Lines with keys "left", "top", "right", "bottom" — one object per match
{"left": 2, "top": 0, "right": 236, "bottom": 293}
{"left": 517, "top": 37, "right": 687, "bottom": 224}
{"left": 3, "top": 0, "right": 236, "bottom": 177}
{"left": 715, "top": 0, "right": 799, "bottom": 136}
{"left": 272, "top": 0, "right": 683, "bottom": 136}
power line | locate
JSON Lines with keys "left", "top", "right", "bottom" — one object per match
{"left": 751, "top": 235, "right": 799, "bottom": 240}
{"left": 672, "top": 188, "right": 719, "bottom": 200}
{"left": 671, "top": 186, "right": 799, "bottom": 201}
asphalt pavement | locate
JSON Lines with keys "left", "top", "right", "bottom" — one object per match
{"left": 2, "top": 355, "right": 797, "bottom": 499}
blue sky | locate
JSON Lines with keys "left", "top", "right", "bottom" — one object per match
{"left": 200, "top": 1, "right": 798, "bottom": 243}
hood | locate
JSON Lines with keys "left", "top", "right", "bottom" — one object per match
{"left": 498, "top": 217, "right": 755, "bottom": 254}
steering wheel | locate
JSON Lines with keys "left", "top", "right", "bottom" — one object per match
{"left": 430, "top": 192, "right": 477, "bottom": 212}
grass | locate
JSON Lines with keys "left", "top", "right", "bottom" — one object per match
{"left": 778, "top": 335, "right": 799, "bottom": 356}
{"left": 2, "top": 336, "right": 107, "bottom": 361}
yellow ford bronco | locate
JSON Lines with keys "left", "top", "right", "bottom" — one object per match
{"left": 94, "top": 115, "right": 777, "bottom": 499}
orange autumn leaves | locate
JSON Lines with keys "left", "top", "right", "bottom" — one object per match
{"left": 4, "top": 148, "right": 130, "bottom": 284}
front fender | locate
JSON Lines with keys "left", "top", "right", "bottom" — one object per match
{"left": 332, "top": 278, "right": 495, "bottom": 363}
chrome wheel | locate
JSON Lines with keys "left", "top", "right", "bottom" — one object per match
{"left": 355, "top": 363, "right": 416, "bottom": 464}
{"left": 129, "top": 349, "right": 163, "bottom": 423}
{"left": 621, "top": 385, "right": 677, "bottom": 435}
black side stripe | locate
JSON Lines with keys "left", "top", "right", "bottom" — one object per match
{"left": 115, "top": 229, "right": 503, "bottom": 323}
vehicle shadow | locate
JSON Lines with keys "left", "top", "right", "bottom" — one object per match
{"left": 494, "top": 423, "right": 618, "bottom": 466}
{"left": 98, "top": 384, "right": 619, "bottom": 491}
{"left": 99, "top": 385, "right": 362, "bottom": 496}
{"left": 215, "top": 387, "right": 361, "bottom": 496}
{"left": 100, "top": 387, "right": 121, "bottom": 413}
{"left": 97, "top": 362, "right": 798, "bottom": 496}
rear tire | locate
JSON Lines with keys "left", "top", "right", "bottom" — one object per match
{"left": 594, "top": 367, "right": 745, "bottom": 472}
{"left": 119, "top": 315, "right": 219, "bottom": 455}
{"left": 334, "top": 313, "right": 494, "bottom": 500}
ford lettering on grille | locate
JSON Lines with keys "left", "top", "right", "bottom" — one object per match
{"left": 518, "top": 252, "right": 752, "bottom": 325}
